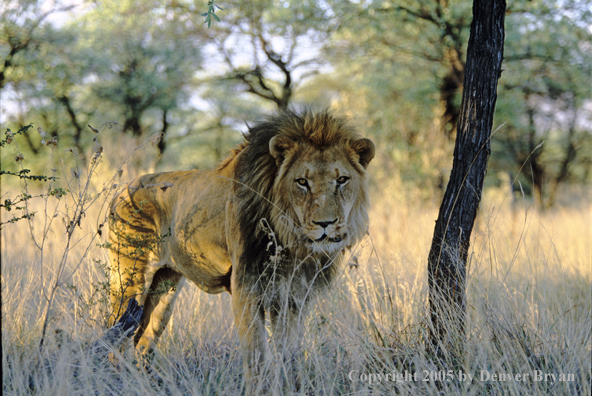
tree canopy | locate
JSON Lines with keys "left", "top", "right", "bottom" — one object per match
{"left": 1, "top": 0, "right": 590, "bottom": 207}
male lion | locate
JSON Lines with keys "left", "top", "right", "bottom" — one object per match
{"left": 107, "top": 109, "right": 374, "bottom": 380}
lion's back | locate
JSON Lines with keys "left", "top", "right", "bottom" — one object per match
{"left": 109, "top": 170, "right": 198, "bottom": 229}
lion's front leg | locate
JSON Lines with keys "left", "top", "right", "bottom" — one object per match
{"left": 270, "top": 300, "right": 305, "bottom": 390}
{"left": 231, "top": 283, "right": 268, "bottom": 384}
{"left": 270, "top": 303, "right": 303, "bottom": 362}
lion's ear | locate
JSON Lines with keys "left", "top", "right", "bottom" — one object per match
{"left": 269, "top": 135, "right": 294, "bottom": 165}
{"left": 351, "top": 138, "right": 375, "bottom": 169}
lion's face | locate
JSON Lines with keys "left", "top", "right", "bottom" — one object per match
{"left": 270, "top": 136, "right": 375, "bottom": 255}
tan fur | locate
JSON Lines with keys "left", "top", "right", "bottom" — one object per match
{"left": 107, "top": 110, "right": 374, "bottom": 382}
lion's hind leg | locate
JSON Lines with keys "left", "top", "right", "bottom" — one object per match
{"left": 107, "top": 199, "right": 159, "bottom": 327}
{"left": 135, "top": 267, "right": 184, "bottom": 355}
{"left": 107, "top": 232, "right": 152, "bottom": 327}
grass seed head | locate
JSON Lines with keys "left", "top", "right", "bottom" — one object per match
{"left": 150, "top": 133, "right": 163, "bottom": 146}
{"left": 46, "top": 136, "right": 58, "bottom": 149}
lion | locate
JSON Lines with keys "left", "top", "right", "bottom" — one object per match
{"left": 107, "top": 109, "right": 375, "bottom": 381}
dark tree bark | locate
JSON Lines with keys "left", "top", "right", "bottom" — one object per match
{"left": 57, "top": 95, "right": 88, "bottom": 164}
{"left": 427, "top": 0, "right": 505, "bottom": 362}
{"left": 157, "top": 109, "right": 168, "bottom": 155}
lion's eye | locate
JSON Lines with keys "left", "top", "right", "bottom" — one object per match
{"left": 295, "top": 178, "right": 308, "bottom": 187}
{"left": 336, "top": 176, "right": 350, "bottom": 185}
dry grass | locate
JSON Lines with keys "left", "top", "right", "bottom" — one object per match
{"left": 1, "top": 147, "right": 591, "bottom": 395}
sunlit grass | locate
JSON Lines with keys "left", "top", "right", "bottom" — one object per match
{"left": 2, "top": 166, "right": 590, "bottom": 395}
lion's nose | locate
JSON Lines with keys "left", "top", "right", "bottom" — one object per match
{"left": 313, "top": 219, "right": 337, "bottom": 229}
{"left": 313, "top": 194, "right": 326, "bottom": 209}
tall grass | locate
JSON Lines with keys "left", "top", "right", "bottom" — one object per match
{"left": 2, "top": 140, "right": 590, "bottom": 394}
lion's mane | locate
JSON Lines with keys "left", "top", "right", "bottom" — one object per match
{"left": 230, "top": 109, "right": 371, "bottom": 290}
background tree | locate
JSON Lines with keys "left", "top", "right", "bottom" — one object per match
{"left": 328, "top": 0, "right": 472, "bottom": 139}
{"left": 1, "top": 0, "right": 74, "bottom": 90}
{"left": 427, "top": 0, "right": 505, "bottom": 361}
{"left": 494, "top": 0, "right": 592, "bottom": 209}
{"left": 171, "top": 0, "right": 333, "bottom": 110}
{"left": 1, "top": 1, "right": 83, "bottom": 155}
{"left": 78, "top": 0, "right": 203, "bottom": 155}
{"left": 9, "top": 26, "right": 98, "bottom": 162}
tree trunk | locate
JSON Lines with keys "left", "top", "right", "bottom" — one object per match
{"left": 427, "top": 0, "right": 506, "bottom": 363}
{"left": 58, "top": 95, "right": 88, "bottom": 164}
{"left": 157, "top": 109, "right": 168, "bottom": 155}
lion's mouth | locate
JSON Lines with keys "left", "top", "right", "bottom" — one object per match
{"left": 314, "top": 234, "right": 344, "bottom": 243}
